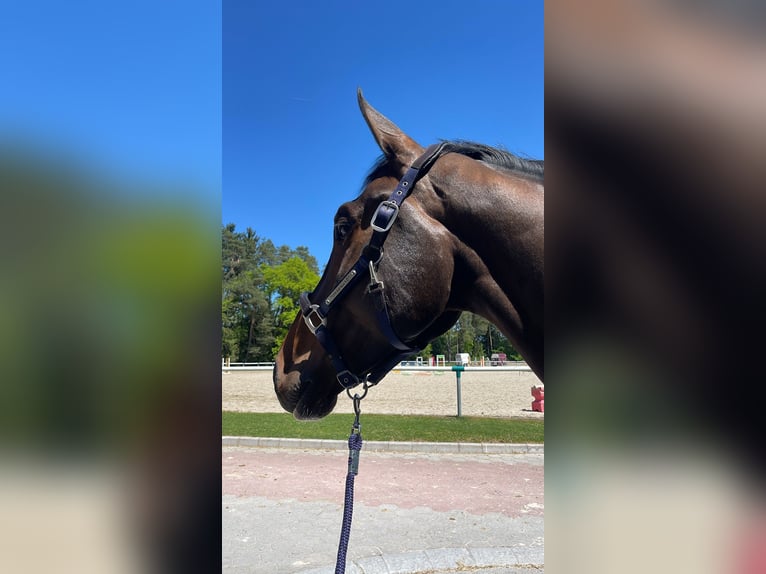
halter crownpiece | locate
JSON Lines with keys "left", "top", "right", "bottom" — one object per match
{"left": 299, "top": 142, "right": 448, "bottom": 389}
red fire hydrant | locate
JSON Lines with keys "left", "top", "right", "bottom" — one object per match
{"left": 531, "top": 385, "right": 544, "bottom": 412}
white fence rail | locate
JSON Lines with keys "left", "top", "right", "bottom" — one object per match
{"left": 222, "top": 361, "right": 532, "bottom": 373}
{"left": 222, "top": 362, "right": 274, "bottom": 371}
{"left": 394, "top": 364, "right": 532, "bottom": 372}
{"left": 222, "top": 361, "right": 537, "bottom": 416}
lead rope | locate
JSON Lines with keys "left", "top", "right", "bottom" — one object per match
{"left": 334, "top": 390, "right": 365, "bottom": 574}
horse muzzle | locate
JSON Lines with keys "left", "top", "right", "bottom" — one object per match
{"left": 273, "top": 360, "right": 340, "bottom": 420}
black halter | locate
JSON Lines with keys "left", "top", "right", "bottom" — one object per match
{"left": 299, "top": 142, "right": 448, "bottom": 390}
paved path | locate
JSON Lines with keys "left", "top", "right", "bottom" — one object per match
{"left": 223, "top": 446, "right": 544, "bottom": 573}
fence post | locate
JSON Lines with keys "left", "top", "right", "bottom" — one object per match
{"left": 452, "top": 365, "right": 464, "bottom": 417}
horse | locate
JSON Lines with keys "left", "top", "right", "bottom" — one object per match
{"left": 274, "top": 89, "right": 543, "bottom": 419}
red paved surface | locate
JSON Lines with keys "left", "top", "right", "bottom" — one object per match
{"left": 223, "top": 448, "right": 544, "bottom": 518}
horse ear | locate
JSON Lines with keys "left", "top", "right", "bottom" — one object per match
{"left": 357, "top": 88, "right": 422, "bottom": 165}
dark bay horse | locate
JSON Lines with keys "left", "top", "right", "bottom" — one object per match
{"left": 274, "top": 90, "right": 543, "bottom": 419}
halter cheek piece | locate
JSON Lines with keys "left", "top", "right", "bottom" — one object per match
{"left": 299, "top": 142, "right": 448, "bottom": 390}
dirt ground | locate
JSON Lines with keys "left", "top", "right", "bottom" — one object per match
{"left": 223, "top": 367, "right": 544, "bottom": 419}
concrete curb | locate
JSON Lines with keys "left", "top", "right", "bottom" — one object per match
{"left": 296, "top": 546, "right": 544, "bottom": 573}
{"left": 222, "top": 436, "right": 543, "bottom": 455}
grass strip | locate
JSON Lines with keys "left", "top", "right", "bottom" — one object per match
{"left": 223, "top": 411, "right": 543, "bottom": 444}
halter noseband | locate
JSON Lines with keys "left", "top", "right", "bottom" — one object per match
{"left": 299, "top": 142, "right": 448, "bottom": 390}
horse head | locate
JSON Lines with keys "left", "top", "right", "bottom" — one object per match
{"left": 274, "top": 90, "right": 544, "bottom": 419}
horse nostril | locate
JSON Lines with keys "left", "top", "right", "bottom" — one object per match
{"left": 275, "top": 370, "right": 310, "bottom": 415}
{"left": 277, "top": 387, "right": 300, "bottom": 414}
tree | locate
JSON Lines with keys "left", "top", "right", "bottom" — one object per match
{"left": 293, "top": 245, "right": 320, "bottom": 275}
{"left": 222, "top": 224, "right": 259, "bottom": 280}
{"left": 426, "top": 312, "right": 523, "bottom": 362}
{"left": 256, "top": 238, "right": 278, "bottom": 267}
{"left": 222, "top": 224, "right": 319, "bottom": 362}
{"left": 261, "top": 256, "right": 320, "bottom": 355}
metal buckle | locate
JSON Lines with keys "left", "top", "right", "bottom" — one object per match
{"left": 303, "top": 305, "right": 326, "bottom": 334}
{"left": 336, "top": 370, "right": 360, "bottom": 389}
{"left": 366, "top": 260, "right": 384, "bottom": 294}
{"left": 371, "top": 200, "right": 399, "bottom": 233}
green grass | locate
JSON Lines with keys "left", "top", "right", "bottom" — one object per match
{"left": 223, "top": 411, "right": 543, "bottom": 443}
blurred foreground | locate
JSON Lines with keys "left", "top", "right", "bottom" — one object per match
{"left": 1, "top": 3, "right": 220, "bottom": 572}
{"left": 0, "top": 145, "right": 220, "bottom": 573}
{"left": 547, "top": 1, "right": 766, "bottom": 573}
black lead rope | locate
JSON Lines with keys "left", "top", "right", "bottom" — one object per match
{"left": 334, "top": 390, "right": 365, "bottom": 574}
{"left": 310, "top": 143, "right": 449, "bottom": 572}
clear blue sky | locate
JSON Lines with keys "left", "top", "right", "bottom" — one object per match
{"left": 1, "top": 2, "right": 221, "bottom": 197}
{"left": 224, "top": 1, "right": 543, "bottom": 268}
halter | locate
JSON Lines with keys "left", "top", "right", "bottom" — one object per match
{"left": 299, "top": 142, "right": 448, "bottom": 390}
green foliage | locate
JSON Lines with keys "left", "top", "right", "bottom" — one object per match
{"left": 221, "top": 224, "right": 319, "bottom": 362}
{"left": 262, "top": 257, "right": 320, "bottom": 355}
{"left": 1, "top": 151, "right": 219, "bottom": 450}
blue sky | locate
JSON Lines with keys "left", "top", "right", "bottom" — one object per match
{"left": 224, "top": 1, "right": 543, "bottom": 268}
{"left": 1, "top": 2, "right": 221, "bottom": 197}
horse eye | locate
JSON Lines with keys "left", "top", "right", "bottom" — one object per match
{"left": 334, "top": 222, "right": 351, "bottom": 242}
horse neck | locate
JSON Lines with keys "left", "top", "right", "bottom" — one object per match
{"left": 432, "top": 161, "right": 544, "bottom": 375}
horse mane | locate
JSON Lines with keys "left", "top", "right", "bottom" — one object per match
{"left": 364, "top": 140, "right": 544, "bottom": 186}
{"left": 441, "top": 141, "right": 544, "bottom": 182}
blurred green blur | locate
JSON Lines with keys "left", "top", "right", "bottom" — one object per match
{"left": 1, "top": 145, "right": 219, "bottom": 452}
{"left": 0, "top": 144, "right": 220, "bottom": 574}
